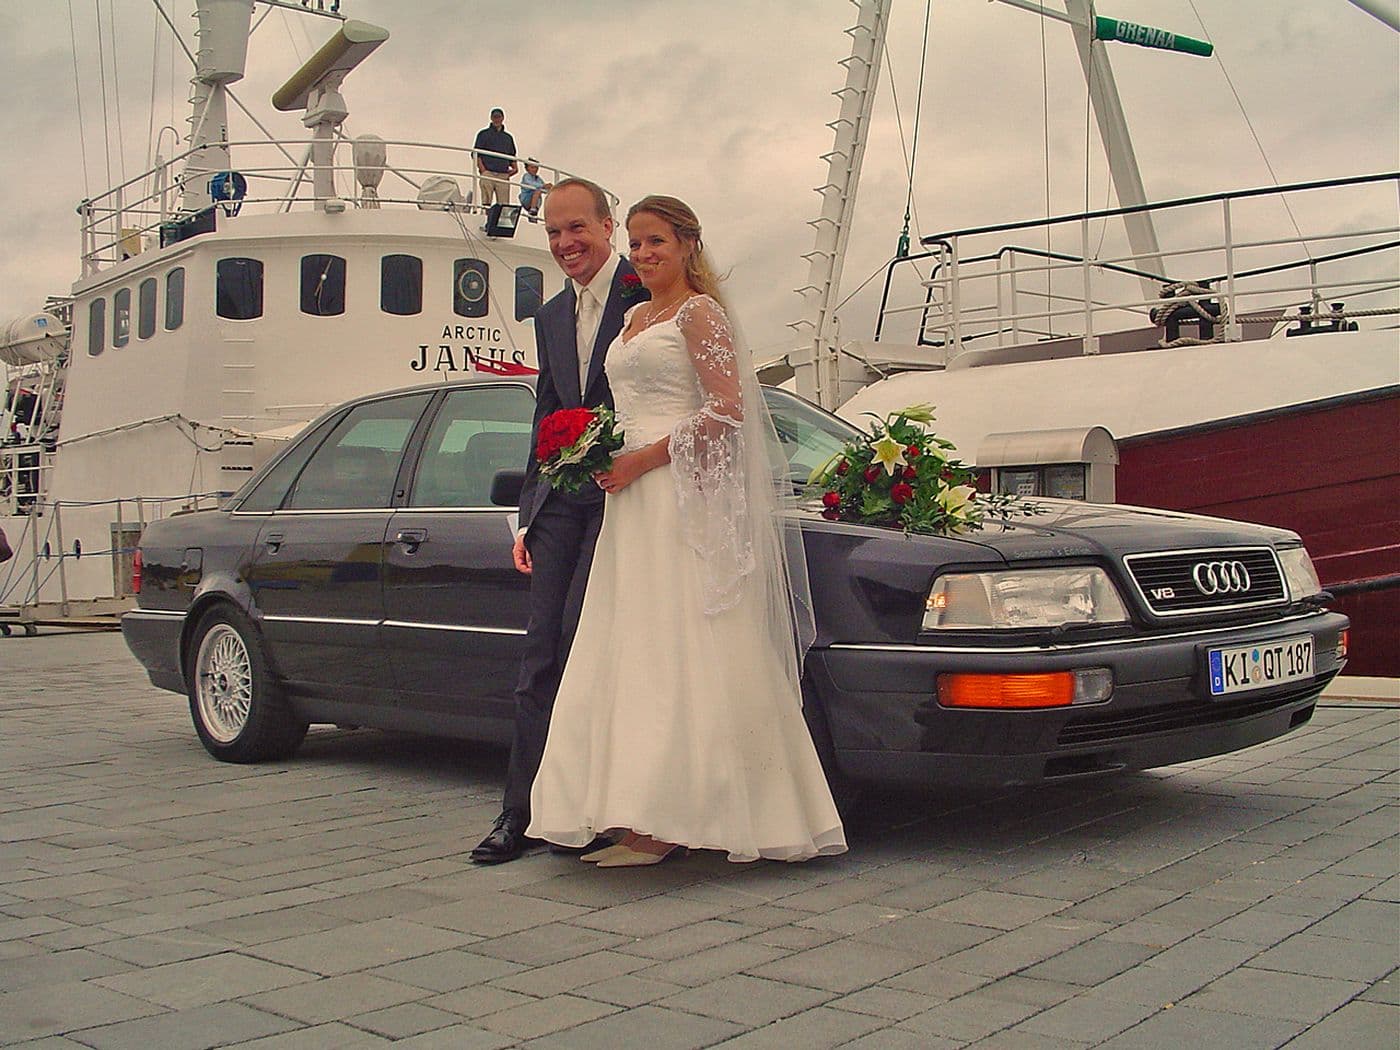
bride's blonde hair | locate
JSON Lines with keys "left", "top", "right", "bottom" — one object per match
{"left": 626, "top": 195, "right": 725, "bottom": 303}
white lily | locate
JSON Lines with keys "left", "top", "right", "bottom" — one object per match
{"left": 938, "top": 484, "right": 977, "bottom": 519}
{"left": 869, "top": 434, "right": 907, "bottom": 476}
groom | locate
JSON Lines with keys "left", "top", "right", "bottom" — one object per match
{"left": 472, "top": 178, "right": 646, "bottom": 863}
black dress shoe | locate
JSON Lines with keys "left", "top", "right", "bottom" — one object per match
{"left": 549, "top": 834, "right": 615, "bottom": 857}
{"left": 470, "top": 809, "right": 536, "bottom": 864}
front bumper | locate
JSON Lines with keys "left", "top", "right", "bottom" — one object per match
{"left": 809, "top": 609, "right": 1348, "bottom": 788}
{"left": 121, "top": 609, "right": 187, "bottom": 693}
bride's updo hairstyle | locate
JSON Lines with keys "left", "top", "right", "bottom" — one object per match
{"left": 626, "top": 195, "right": 724, "bottom": 303}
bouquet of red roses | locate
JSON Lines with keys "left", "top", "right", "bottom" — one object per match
{"left": 536, "top": 406, "right": 625, "bottom": 493}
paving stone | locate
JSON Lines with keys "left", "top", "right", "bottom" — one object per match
{"left": 615, "top": 919, "right": 759, "bottom": 960}
{"left": 346, "top": 1001, "right": 464, "bottom": 1039}
{"left": 634, "top": 939, "right": 789, "bottom": 987}
{"left": 1182, "top": 966, "right": 1366, "bottom": 1023}
{"left": 851, "top": 912, "right": 999, "bottom": 957}
{"left": 1017, "top": 991, "right": 1161, "bottom": 1042}
{"left": 490, "top": 948, "right": 647, "bottom": 997}
{"left": 844, "top": 1030, "right": 962, "bottom": 1050}
{"left": 91, "top": 950, "right": 314, "bottom": 1009}
{"left": 975, "top": 975, "right": 1079, "bottom": 1008}
{"left": 465, "top": 921, "right": 628, "bottom": 967}
{"left": 660, "top": 973, "right": 833, "bottom": 1025}
{"left": 901, "top": 990, "right": 1042, "bottom": 1041}
{"left": 385, "top": 1024, "right": 514, "bottom": 1049}
{"left": 1301, "top": 897, "right": 1397, "bottom": 943}
{"left": 367, "top": 949, "right": 526, "bottom": 993}
{"left": 472, "top": 991, "right": 618, "bottom": 1039}
{"left": 924, "top": 890, "right": 1073, "bottom": 931}
{"left": 569, "top": 894, "right": 732, "bottom": 938}
{"left": 882, "top": 961, "right": 994, "bottom": 1000}
{"left": 228, "top": 1021, "right": 395, "bottom": 1048}
{"left": 794, "top": 901, "right": 911, "bottom": 935}
{"left": 707, "top": 1004, "right": 887, "bottom": 1048}
{"left": 63, "top": 1001, "right": 296, "bottom": 1050}
{"left": 1277, "top": 1000, "right": 1400, "bottom": 1049}
{"left": 1250, "top": 932, "right": 1398, "bottom": 982}
{"left": 1096, "top": 1004, "right": 1307, "bottom": 1048}
{"left": 0, "top": 947, "right": 135, "bottom": 992}
{"left": 515, "top": 1003, "right": 742, "bottom": 1050}
{"left": 400, "top": 891, "right": 587, "bottom": 937}
{"left": 0, "top": 979, "right": 164, "bottom": 1040}
{"left": 241, "top": 972, "right": 426, "bottom": 1024}
{"left": 575, "top": 972, "right": 686, "bottom": 1007}
{"left": 1357, "top": 969, "right": 1398, "bottom": 1006}
{"left": 1021, "top": 937, "right": 1160, "bottom": 985}
{"left": 749, "top": 939, "right": 924, "bottom": 993}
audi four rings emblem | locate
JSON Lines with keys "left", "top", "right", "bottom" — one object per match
{"left": 1192, "top": 560, "right": 1251, "bottom": 595}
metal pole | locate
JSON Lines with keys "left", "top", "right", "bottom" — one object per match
{"left": 1009, "top": 249, "right": 1023, "bottom": 345}
{"left": 1222, "top": 198, "right": 1242, "bottom": 340}
{"left": 1082, "top": 217, "right": 1099, "bottom": 354}
{"left": 114, "top": 499, "right": 125, "bottom": 600}
{"left": 54, "top": 503, "right": 70, "bottom": 617}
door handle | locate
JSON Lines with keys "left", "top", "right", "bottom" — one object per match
{"left": 395, "top": 528, "right": 428, "bottom": 553}
{"left": 264, "top": 532, "right": 285, "bottom": 554}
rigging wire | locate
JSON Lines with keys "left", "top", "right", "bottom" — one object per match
{"left": 1037, "top": 2, "right": 1052, "bottom": 306}
{"left": 107, "top": 0, "right": 128, "bottom": 186}
{"left": 1186, "top": 0, "right": 1313, "bottom": 261}
{"left": 94, "top": 0, "right": 114, "bottom": 189}
{"left": 146, "top": 6, "right": 162, "bottom": 193}
{"left": 66, "top": 0, "right": 91, "bottom": 196}
{"left": 895, "top": 0, "right": 933, "bottom": 259}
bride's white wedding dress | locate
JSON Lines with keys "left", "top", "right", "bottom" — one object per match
{"left": 527, "top": 295, "right": 847, "bottom": 862}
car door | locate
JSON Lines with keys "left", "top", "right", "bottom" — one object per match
{"left": 244, "top": 391, "right": 433, "bottom": 703}
{"left": 383, "top": 382, "right": 535, "bottom": 722}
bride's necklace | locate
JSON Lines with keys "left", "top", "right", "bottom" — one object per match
{"left": 639, "top": 292, "right": 693, "bottom": 331}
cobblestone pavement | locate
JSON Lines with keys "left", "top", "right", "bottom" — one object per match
{"left": 1, "top": 631, "right": 1396, "bottom": 1049}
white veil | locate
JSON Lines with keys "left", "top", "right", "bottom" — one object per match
{"left": 668, "top": 295, "right": 816, "bottom": 699}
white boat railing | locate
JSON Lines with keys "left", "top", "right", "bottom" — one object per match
{"left": 78, "top": 139, "right": 612, "bottom": 276}
{"left": 875, "top": 172, "right": 1400, "bottom": 356}
{"left": 0, "top": 492, "right": 225, "bottom": 616}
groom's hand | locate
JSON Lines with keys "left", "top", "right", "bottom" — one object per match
{"left": 512, "top": 533, "right": 532, "bottom": 575}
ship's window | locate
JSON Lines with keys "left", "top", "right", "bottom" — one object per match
{"left": 138, "top": 278, "right": 157, "bottom": 340}
{"left": 301, "top": 253, "right": 346, "bottom": 316}
{"left": 217, "top": 257, "right": 264, "bottom": 319}
{"left": 165, "top": 267, "right": 185, "bottom": 330}
{"left": 453, "top": 258, "right": 489, "bottom": 318}
{"left": 113, "top": 287, "right": 131, "bottom": 348}
{"left": 285, "top": 392, "right": 433, "bottom": 510}
{"left": 88, "top": 298, "right": 105, "bottom": 356}
{"left": 515, "top": 266, "right": 543, "bottom": 321}
{"left": 381, "top": 254, "right": 423, "bottom": 315}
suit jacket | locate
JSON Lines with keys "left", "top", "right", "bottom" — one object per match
{"left": 518, "top": 257, "right": 645, "bottom": 532}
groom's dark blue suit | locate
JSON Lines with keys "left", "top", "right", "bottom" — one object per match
{"left": 501, "top": 257, "right": 645, "bottom": 820}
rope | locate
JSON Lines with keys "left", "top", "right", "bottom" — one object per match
{"left": 145, "top": 6, "right": 161, "bottom": 202}
{"left": 1038, "top": 2, "right": 1052, "bottom": 312}
{"left": 107, "top": 0, "right": 128, "bottom": 187}
{"left": 66, "top": 0, "right": 91, "bottom": 196}
{"left": 894, "top": 0, "right": 933, "bottom": 257}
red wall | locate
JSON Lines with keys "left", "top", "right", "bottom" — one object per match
{"left": 1117, "top": 393, "right": 1399, "bottom": 677}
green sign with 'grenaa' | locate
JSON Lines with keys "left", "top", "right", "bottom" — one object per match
{"left": 1094, "top": 15, "right": 1214, "bottom": 57}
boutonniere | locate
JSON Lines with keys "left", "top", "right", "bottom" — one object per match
{"left": 620, "top": 272, "right": 647, "bottom": 301}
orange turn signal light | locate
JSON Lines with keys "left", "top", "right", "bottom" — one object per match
{"left": 938, "top": 672, "right": 1075, "bottom": 709}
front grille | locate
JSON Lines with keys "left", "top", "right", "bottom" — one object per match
{"left": 1124, "top": 546, "right": 1286, "bottom": 617}
{"left": 1057, "top": 679, "right": 1324, "bottom": 746}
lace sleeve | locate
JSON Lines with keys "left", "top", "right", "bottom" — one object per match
{"left": 670, "top": 295, "right": 755, "bottom": 613}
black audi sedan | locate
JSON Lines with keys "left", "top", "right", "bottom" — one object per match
{"left": 122, "top": 378, "right": 1348, "bottom": 792}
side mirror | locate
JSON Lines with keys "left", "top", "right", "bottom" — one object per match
{"left": 490, "top": 468, "right": 525, "bottom": 507}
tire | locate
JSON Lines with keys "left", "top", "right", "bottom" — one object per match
{"left": 802, "top": 679, "right": 865, "bottom": 821}
{"left": 186, "top": 605, "right": 307, "bottom": 763}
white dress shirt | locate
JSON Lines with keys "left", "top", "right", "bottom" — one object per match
{"left": 573, "top": 253, "right": 622, "bottom": 394}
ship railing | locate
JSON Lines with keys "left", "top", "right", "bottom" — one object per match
{"left": 78, "top": 139, "right": 615, "bottom": 276}
{"left": 0, "top": 492, "right": 225, "bottom": 617}
{"left": 875, "top": 172, "right": 1400, "bottom": 357}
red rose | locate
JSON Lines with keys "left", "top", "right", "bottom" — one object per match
{"left": 903, "top": 465, "right": 918, "bottom": 480}
{"left": 620, "top": 272, "right": 645, "bottom": 299}
{"left": 822, "top": 491, "right": 841, "bottom": 508}
{"left": 821, "top": 508, "right": 841, "bottom": 521}
{"left": 890, "top": 482, "right": 914, "bottom": 504}
{"left": 536, "top": 407, "right": 598, "bottom": 462}
{"left": 940, "top": 468, "right": 955, "bottom": 482}
{"left": 863, "top": 465, "right": 882, "bottom": 484}
{"left": 835, "top": 459, "right": 849, "bottom": 475}
{"left": 906, "top": 444, "right": 921, "bottom": 458}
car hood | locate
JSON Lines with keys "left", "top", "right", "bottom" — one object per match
{"left": 964, "top": 499, "right": 1300, "bottom": 562}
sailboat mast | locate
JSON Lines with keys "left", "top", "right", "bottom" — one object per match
{"left": 793, "top": 0, "right": 891, "bottom": 409}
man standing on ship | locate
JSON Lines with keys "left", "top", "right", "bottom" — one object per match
{"left": 473, "top": 108, "right": 518, "bottom": 210}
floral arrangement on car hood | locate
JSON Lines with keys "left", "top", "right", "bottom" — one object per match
{"left": 809, "top": 404, "right": 1025, "bottom": 535}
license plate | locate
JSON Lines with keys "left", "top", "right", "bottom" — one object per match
{"left": 1208, "top": 635, "right": 1313, "bottom": 696}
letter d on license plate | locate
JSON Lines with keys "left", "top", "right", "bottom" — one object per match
{"left": 1208, "top": 635, "right": 1313, "bottom": 696}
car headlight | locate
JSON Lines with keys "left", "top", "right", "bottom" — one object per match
{"left": 1278, "top": 546, "right": 1322, "bottom": 600}
{"left": 925, "top": 567, "right": 1129, "bottom": 630}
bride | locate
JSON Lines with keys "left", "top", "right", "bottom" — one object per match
{"left": 527, "top": 195, "right": 847, "bottom": 866}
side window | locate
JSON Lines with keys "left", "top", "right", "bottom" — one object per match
{"left": 453, "top": 257, "right": 488, "bottom": 318}
{"left": 88, "top": 298, "right": 106, "bottom": 356}
{"left": 138, "top": 278, "right": 157, "bottom": 340}
{"left": 381, "top": 254, "right": 422, "bottom": 315}
{"left": 301, "top": 253, "right": 346, "bottom": 316}
{"left": 236, "top": 413, "right": 342, "bottom": 512}
{"left": 165, "top": 267, "right": 185, "bottom": 330}
{"left": 515, "top": 266, "right": 543, "bottom": 321}
{"left": 113, "top": 287, "right": 131, "bottom": 348}
{"left": 217, "top": 257, "right": 264, "bottom": 319}
{"left": 763, "top": 388, "right": 861, "bottom": 488}
{"left": 409, "top": 385, "right": 535, "bottom": 508}
{"left": 284, "top": 393, "right": 432, "bottom": 510}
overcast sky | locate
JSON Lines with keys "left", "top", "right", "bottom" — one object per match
{"left": 0, "top": 0, "right": 1395, "bottom": 357}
